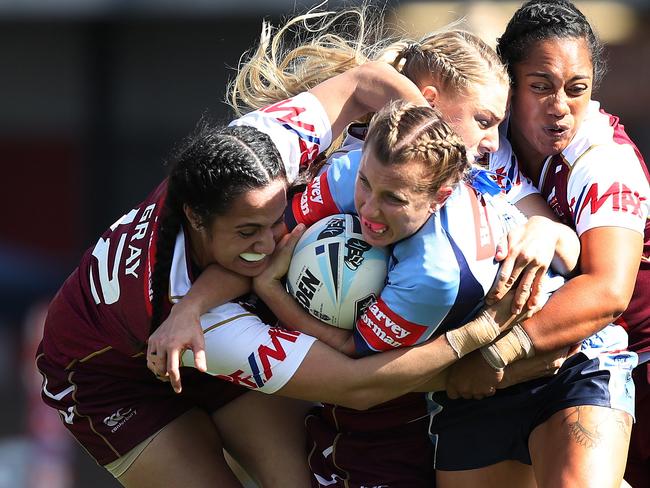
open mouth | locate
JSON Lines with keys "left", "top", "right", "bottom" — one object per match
{"left": 544, "top": 125, "right": 569, "bottom": 137}
{"left": 361, "top": 216, "right": 387, "bottom": 235}
{"left": 240, "top": 252, "right": 266, "bottom": 263}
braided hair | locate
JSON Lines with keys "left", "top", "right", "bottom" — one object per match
{"left": 149, "top": 123, "right": 286, "bottom": 333}
{"left": 365, "top": 100, "right": 469, "bottom": 197}
{"left": 389, "top": 30, "right": 508, "bottom": 98}
{"left": 497, "top": 0, "right": 607, "bottom": 90}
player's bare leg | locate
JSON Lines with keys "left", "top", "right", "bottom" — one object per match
{"left": 214, "top": 390, "right": 313, "bottom": 487}
{"left": 529, "top": 405, "right": 632, "bottom": 488}
{"left": 437, "top": 460, "right": 536, "bottom": 488}
{"left": 118, "top": 407, "right": 242, "bottom": 488}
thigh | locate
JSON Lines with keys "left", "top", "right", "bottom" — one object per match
{"left": 213, "top": 390, "right": 313, "bottom": 488}
{"left": 529, "top": 405, "right": 632, "bottom": 488}
{"left": 118, "top": 408, "right": 242, "bottom": 488}
{"left": 436, "top": 461, "right": 535, "bottom": 488}
{"left": 625, "top": 366, "right": 650, "bottom": 488}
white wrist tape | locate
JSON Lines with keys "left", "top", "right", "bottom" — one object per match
{"left": 480, "top": 324, "right": 535, "bottom": 370}
{"left": 445, "top": 309, "right": 500, "bottom": 359}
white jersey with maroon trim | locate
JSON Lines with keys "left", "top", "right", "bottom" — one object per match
{"left": 495, "top": 101, "right": 650, "bottom": 357}
{"left": 536, "top": 101, "right": 649, "bottom": 236}
{"left": 491, "top": 102, "right": 649, "bottom": 235}
{"left": 229, "top": 92, "right": 332, "bottom": 183}
{"left": 540, "top": 102, "right": 650, "bottom": 357}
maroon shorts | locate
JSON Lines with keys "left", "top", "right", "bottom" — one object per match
{"left": 36, "top": 343, "right": 247, "bottom": 466}
{"left": 306, "top": 393, "right": 435, "bottom": 488}
{"left": 626, "top": 364, "right": 650, "bottom": 487}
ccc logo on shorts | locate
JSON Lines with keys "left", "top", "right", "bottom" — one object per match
{"left": 104, "top": 408, "right": 135, "bottom": 430}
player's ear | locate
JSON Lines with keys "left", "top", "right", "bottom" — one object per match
{"left": 183, "top": 204, "right": 202, "bottom": 231}
{"left": 420, "top": 85, "right": 439, "bottom": 108}
{"left": 429, "top": 185, "right": 453, "bottom": 213}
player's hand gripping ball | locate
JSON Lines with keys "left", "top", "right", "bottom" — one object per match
{"left": 286, "top": 214, "right": 389, "bottom": 329}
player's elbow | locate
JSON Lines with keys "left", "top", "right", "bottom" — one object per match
{"left": 606, "top": 288, "right": 633, "bottom": 319}
{"left": 594, "top": 283, "right": 633, "bottom": 321}
{"left": 335, "top": 389, "right": 380, "bottom": 411}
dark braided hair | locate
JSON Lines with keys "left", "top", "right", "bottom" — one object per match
{"left": 497, "top": 0, "right": 607, "bottom": 90}
{"left": 149, "top": 123, "right": 286, "bottom": 333}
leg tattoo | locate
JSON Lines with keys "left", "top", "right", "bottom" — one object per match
{"left": 561, "top": 407, "right": 632, "bottom": 449}
{"left": 563, "top": 407, "right": 601, "bottom": 448}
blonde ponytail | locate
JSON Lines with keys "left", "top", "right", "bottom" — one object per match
{"left": 227, "top": 6, "right": 383, "bottom": 117}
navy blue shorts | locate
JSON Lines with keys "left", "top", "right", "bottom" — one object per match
{"left": 429, "top": 347, "right": 636, "bottom": 470}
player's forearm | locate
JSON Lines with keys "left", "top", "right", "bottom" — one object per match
{"left": 280, "top": 301, "right": 519, "bottom": 409}
{"left": 278, "top": 336, "right": 454, "bottom": 409}
{"left": 309, "top": 61, "right": 427, "bottom": 138}
{"left": 256, "top": 281, "right": 349, "bottom": 350}
{"left": 411, "top": 296, "right": 534, "bottom": 394}
{"left": 521, "top": 274, "right": 626, "bottom": 352}
{"left": 348, "top": 61, "right": 428, "bottom": 113}
{"left": 497, "top": 347, "right": 569, "bottom": 388}
{"left": 181, "top": 264, "right": 251, "bottom": 313}
{"left": 414, "top": 368, "right": 449, "bottom": 392}
{"left": 347, "top": 303, "right": 523, "bottom": 407}
{"left": 339, "top": 337, "right": 458, "bottom": 409}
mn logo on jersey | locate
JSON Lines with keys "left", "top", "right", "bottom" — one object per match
{"left": 216, "top": 327, "right": 301, "bottom": 389}
{"left": 575, "top": 181, "right": 646, "bottom": 224}
{"left": 259, "top": 98, "right": 321, "bottom": 167}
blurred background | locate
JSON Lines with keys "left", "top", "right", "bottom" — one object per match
{"left": 1, "top": 0, "right": 648, "bottom": 486}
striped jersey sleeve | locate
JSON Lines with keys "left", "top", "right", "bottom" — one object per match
{"left": 229, "top": 92, "right": 332, "bottom": 183}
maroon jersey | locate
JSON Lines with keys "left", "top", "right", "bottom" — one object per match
{"left": 41, "top": 181, "right": 167, "bottom": 369}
